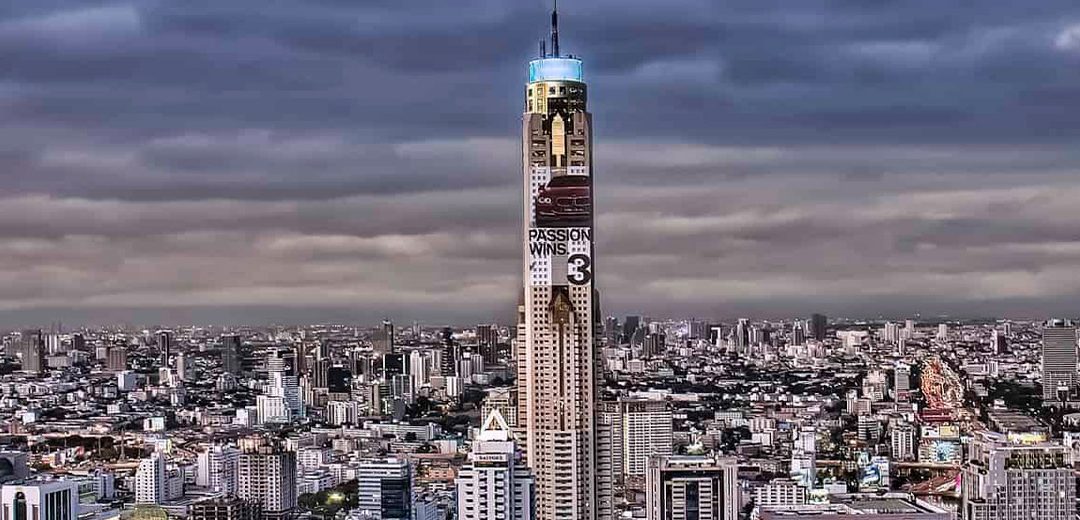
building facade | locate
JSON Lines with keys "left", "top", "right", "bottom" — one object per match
{"left": 357, "top": 459, "right": 412, "bottom": 520}
{"left": 456, "top": 411, "right": 534, "bottom": 520}
{"left": 646, "top": 455, "right": 739, "bottom": 520}
{"left": 1041, "top": 321, "right": 1078, "bottom": 402}
{"left": 961, "top": 432, "right": 1074, "bottom": 520}
{"left": 134, "top": 453, "right": 166, "bottom": 505}
{"left": 0, "top": 481, "right": 79, "bottom": 520}
{"left": 236, "top": 437, "right": 297, "bottom": 520}
{"left": 515, "top": 7, "right": 601, "bottom": 520}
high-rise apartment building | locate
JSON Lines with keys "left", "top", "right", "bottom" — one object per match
{"left": 357, "top": 459, "right": 412, "bottom": 520}
{"left": 891, "top": 422, "right": 916, "bottom": 462}
{"left": 197, "top": 445, "right": 239, "bottom": 495}
{"left": 516, "top": 7, "right": 600, "bottom": 520}
{"left": 597, "top": 399, "right": 673, "bottom": 481}
{"left": 1041, "top": 320, "right": 1078, "bottom": 402}
{"left": 106, "top": 344, "right": 128, "bottom": 372}
{"left": 135, "top": 453, "right": 167, "bottom": 504}
{"left": 456, "top": 411, "right": 534, "bottom": 520}
{"left": 961, "top": 432, "right": 1073, "bottom": 520}
{"left": 19, "top": 330, "right": 45, "bottom": 375}
{"left": 237, "top": 437, "right": 296, "bottom": 520}
{"left": 646, "top": 455, "right": 739, "bottom": 520}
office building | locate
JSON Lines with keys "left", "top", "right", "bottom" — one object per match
{"left": 157, "top": 331, "right": 172, "bottom": 368}
{"left": 0, "top": 481, "right": 79, "bottom": 520}
{"left": 477, "top": 324, "right": 499, "bottom": 365}
{"left": 961, "top": 432, "right": 1073, "bottom": 520}
{"left": 1041, "top": 320, "right": 1078, "bottom": 402}
{"left": 237, "top": 437, "right": 297, "bottom": 520}
{"left": 456, "top": 411, "right": 534, "bottom": 520}
{"left": 516, "top": 8, "right": 600, "bottom": 520}
{"left": 810, "top": 314, "right": 827, "bottom": 342}
{"left": 790, "top": 322, "right": 806, "bottom": 346}
{"left": 357, "top": 459, "right": 412, "bottom": 520}
{"left": 646, "top": 455, "right": 738, "bottom": 520}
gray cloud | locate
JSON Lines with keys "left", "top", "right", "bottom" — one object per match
{"left": 0, "top": 0, "right": 1078, "bottom": 326}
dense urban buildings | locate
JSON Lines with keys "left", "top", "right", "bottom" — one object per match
{"left": 0, "top": 7, "right": 1077, "bottom": 520}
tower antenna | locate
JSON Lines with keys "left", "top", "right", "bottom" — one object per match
{"left": 550, "top": 0, "right": 560, "bottom": 57}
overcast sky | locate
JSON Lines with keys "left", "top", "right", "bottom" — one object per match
{"left": 1, "top": 0, "right": 1079, "bottom": 328}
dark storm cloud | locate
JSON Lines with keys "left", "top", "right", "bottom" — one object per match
{"left": 0, "top": 0, "right": 1078, "bottom": 326}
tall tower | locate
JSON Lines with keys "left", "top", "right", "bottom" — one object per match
{"left": 517, "top": 5, "right": 600, "bottom": 520}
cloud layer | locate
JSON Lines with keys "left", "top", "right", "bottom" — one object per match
{"left": 0, "top": 1, "right": 1079, "bottom": 326}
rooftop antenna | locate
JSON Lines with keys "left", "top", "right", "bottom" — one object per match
{"left": 540, "top": 39, "right": 547, "bottom": 58}
{"left": 550, "top": 0, "right": 560, "bottom": 57}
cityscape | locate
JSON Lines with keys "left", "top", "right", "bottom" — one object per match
{"left": 0, "top": 2, "right": 1079, "bottom": 520}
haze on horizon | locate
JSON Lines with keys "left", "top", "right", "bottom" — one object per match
{"left": 1, "top": 0, "right": 1079, "bottom": 328}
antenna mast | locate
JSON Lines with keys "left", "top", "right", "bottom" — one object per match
{"left": 550, "top": 0, "right": 560, "bottom": 57}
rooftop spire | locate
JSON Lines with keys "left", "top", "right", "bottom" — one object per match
{"left": 550, "top": 0, "right": 560, "bottom": 57}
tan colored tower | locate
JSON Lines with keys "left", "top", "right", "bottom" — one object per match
{"left": 516, "top": 6, "right": 601, "bottom": 520}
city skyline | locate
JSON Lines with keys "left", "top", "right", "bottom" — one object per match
{"left": 1, "top": 2, "right": 1080, "bottom": 326}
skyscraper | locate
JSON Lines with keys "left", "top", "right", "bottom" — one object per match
{"left": 516, "top": 7, "right": 600, "bottom": 520}
{"left": 1041, "top": 320, "right": 1078, "bottom": 402}
{"left": 456, "top": 411, "right": 534, "bottom": 520}
{"left": 158, "top": 331, "right": 172, "bottom": 368}
{"left": 810, "top": 314, "right": 827, "bottom": 342}
{"left": 646, "top": 455, "right": 739, "bottom": 520}
{"left": 477, "top": 324, "right": 498, "bottom": 365}
{"left": 373, "top": 319, "right": 395, "bottom": 355}
{"left": 222, "top": 335, "right": 242, "bottom": 376}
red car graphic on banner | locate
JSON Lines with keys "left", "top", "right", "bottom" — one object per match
{"left": 534, "top": 175, "right": 591, "bottom": 228}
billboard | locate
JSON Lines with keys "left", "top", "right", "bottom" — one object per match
{"left": 534, "top": 175, "right": 591, "bottom": 228}
{"left": 528, "top": 168, "right": 593, "bottom": 288}
{"left": 920, "top": 439, "right": 960, "bottom": 463}
{"left": 859, "top": 454, "right": 891, "bottom": 490}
